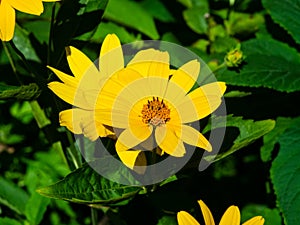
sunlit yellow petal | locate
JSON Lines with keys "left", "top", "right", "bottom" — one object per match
{"left": 177, "top": 211, "right": 200, "bottom": 225}
{"left": 198, "top": 200, "right": 215, "bottom": 225}
{"left": 47, "top": 66, "right": 79, "bottom": 87}
{"left": 219, "top": 206, "right": 240, "bottom": 225}
{"left": 0, "top": 1, "right": 15, "bottom": 41}
{"left": 180, "top": 125, "right": 212, "bottom": 151}
{"left": 117, "top": 150, "right": 146, "bottom": 173}
{"left": 242, "top": 216, "right": 265, "bottom": 225}
{"left": 177, "top": 82, "right": 226, "bottom": 123}
{"left": 60, "top": 108, "right": 113, "bottom": 140}
{"left": 48, "top": 82, "right": 93, "bottom": 109}
{"left": 116, "top": 126, "right": 153, "bottom": 151}
{"left": 100, "top": 33, "right": 124, "bottom": 77}
{"left": 66, "top": 46, "right": 97, "bottom": 79}
{"left": 155, "top": 124, "right": 186, "bottom": 157}
{"left": 7, "top": 0, "right": 43, "bottom": 15}
{"left": 127, "top": 49, "right": 170, "bottom": 78}
{"left": 171, "top": 59, "right": 200, "bottom": 93}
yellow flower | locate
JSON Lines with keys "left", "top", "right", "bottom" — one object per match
{"left": 177, "top": 200, "right": 265, "bottom": 225}
{"left": 95, "top": 35, "right": 226, "bottom": 169}
{"left": 0, "top": 0, "right": 58, "bottom": 41}
{"left": 48, "top": 34, "right": 123, "bottom": 140}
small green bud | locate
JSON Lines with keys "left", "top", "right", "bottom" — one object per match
{"left": 224, "top": 45, "right": 245, "bottom": 68}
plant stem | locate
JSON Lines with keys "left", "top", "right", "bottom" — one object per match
{"left": 91, "top": 207, "right": 98, "bottom": 225}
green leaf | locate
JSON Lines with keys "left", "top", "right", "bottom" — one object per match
{"left": 140, "top": 0, "right": 175, "bottom": 23}
{"left": 183, "top": 1, "right": 209, "bottom": 34}
{"left": 203, "top": 115, "right": 275, "bottom": 163}
{"left": 224, "top": 12, "right": 265, "bottom": 37}
{"left": 0, "top": 177, "right": 29, "bottom": 215}
{"left": 37, "top": 160, "right": 142, "bottom": 206}
{"left": 0, "top": 218, "right": 22, "bottom": 225}
{"left": 12, "top": 25, "right": 40, "bottom": 62}
{"left": 25, "top": 192, "right": 50, "bottom": 225}
{"left": 217, "top": 38, "right": 300, "bottom": 92}
{"left": 270, "top": 119, "right": 300, "bottom": 225}
{"left": 261, "top": 117, "right": 300, "bottom": 162}
{"left": 0, "top": 83, "right": 41, "bottom": 100}
{"left": 241, "top": 204, "right": 282, "bottom": 225}
{"left": 76, "top": 22, "right": 138, "bottom": 43}
{"left": 157, "top": 215, "right": 177, "bottom": 225}
{"left": 103, "top": 0, "right": 159, "bottom": 39}
{"left": 263, "top": 0, "right": 300, "bottom": 44}
{"left": 52, "top": 0, "right": 108, "bottom": 62}
{"left": 224, "top": 90, "right": 252, "bottom": 98}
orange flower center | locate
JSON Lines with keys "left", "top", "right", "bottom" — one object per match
{"left": 141, "top": 97, "right": 171, "bottom": 126}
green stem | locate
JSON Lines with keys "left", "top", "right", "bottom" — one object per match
{"left": 2, "top": 41, "right": 22, "bottom": 84}
{"left": 66, "top": 131, "right": 82, "bottom": 169}
{"left": 91, "top": 207, "right": 98, "bottom": 225}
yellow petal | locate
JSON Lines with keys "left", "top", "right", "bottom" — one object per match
{"left": 127, "top": 49, "right": 170, "bottom": 78}
{"left": 117, "top": 150, "right": 146, "bottom": 173}
{"left": 66, "top": 46, "right": 97, "bottom": 79}
{"left": 242, "top": 216, "right": 265, "bottom": 225}
{"left": 177, "top": 82, "right": 226, "bottom": 123}
{"left": 47, "top": 66, "right": 79, "bottom": 87}
{"left": 48, "top": 82, "right": 92, "bottom": 109}
{"left": 180, "top": 125, "right": 212, "bottom": 151}
{"left": 177, "top": 211, "right": 200, "bottom": 225}
{"left": 116, "top": 126, "right": 153, "bottom": 151}
{"left": 155, "top": 124, "right": 186, "bottom": 157}
{"left": 219, "top": 206, "right": 240, "bottom": 225}
{"left": 100, "top": 33, "right": 124, "bottom": 77}
{"left": 198, "top": 200, "right": 215, "bottom": 225}
{"left": 0, "top": 1, "right": 15, "bottom": 41}
{"left": 59, "top": 108, "right": 113, "bottom": 140}
{"left": 171, "top": 59, "right": 200, "bottom": 93}
{"left": 7, "top": 0, "right": 43, "bottom": 15}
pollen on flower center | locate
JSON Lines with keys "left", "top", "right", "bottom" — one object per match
{"left": 141, "top": 97, "right": 171, "bottom": 126}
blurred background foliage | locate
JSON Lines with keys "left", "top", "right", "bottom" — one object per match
{"left": 1, "top": 0, "right": 300, "bottom": 224}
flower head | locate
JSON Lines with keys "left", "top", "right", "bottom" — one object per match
{"left": 0, "top": 0, "right": 58, "bottom": 41}
{"left": 177, "top": 200, "right": 265, "bottom": 225}
{"left": 224, "top": 45, "right": 245, "bottom": 68}
{"left": 95, "top": 35, "right": 226, "bottom": 169}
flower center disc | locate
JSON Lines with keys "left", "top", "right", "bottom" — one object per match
{"left": 141, "top": 97, "right": 171, "bottom": 127}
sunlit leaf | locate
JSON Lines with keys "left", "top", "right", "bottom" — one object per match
{"left": 0, "top": 218, "right": 22, "bottom": 225}
{"left": 25, "top": 192, "right": 50, "bottom": 225}
{"left": 0, "top": 177, "right": 29, "bottom": 215}
{"left": 217, "top": 38, "right": 300, "bottom": 92}
{"left": 37, "top": 160, "right": 142, "bottom": 206}
{"left": 203, "top": 115, "right": 275, "bottom": 163}
{"left": 103, "top": 0, "right": 159, "bottom": 39}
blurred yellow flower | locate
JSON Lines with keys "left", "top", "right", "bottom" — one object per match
{"left": 95, "top": 35, "right": 226, "bottom": 169}
{"left": 0, "top": 0, "right": 58, "bottom": 41}
{"left": 48, "top": 34, "right": 123, "bottom": 140}
{"left": 177, "top": 200, "right": 265, "bottom": 225}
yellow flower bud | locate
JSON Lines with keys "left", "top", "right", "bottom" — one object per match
{"left": 224, "top": 46, "right": 245, "bottom": 68}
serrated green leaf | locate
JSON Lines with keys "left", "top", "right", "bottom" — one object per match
{"left": 271, "top": 119, "right": 300, "bottom": 225}
{"left": 103, "top": 0, "right": 159, "bottom": 39}
{"left": 0, "top": 177, "right": 29, "bottom": 215}
{"left": 203, "top": 115, "right": 275, "bottom": 163}
{"left": 37, "top": 160, "right": 142, "bottom": 206}
{"left": 217, "top": 38, "right": 300, "bottom": 92}
{"left": 25, "top": 192, "right": 50, "bottom": 225}
{"left": 263, "top": 0, "right": 300, "bottom": 44}
{"left": 0, "top": 218, "right": 22, "bottom": 225}
{"left": 261, "top": 117, "right": 300, "bottom": 162}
